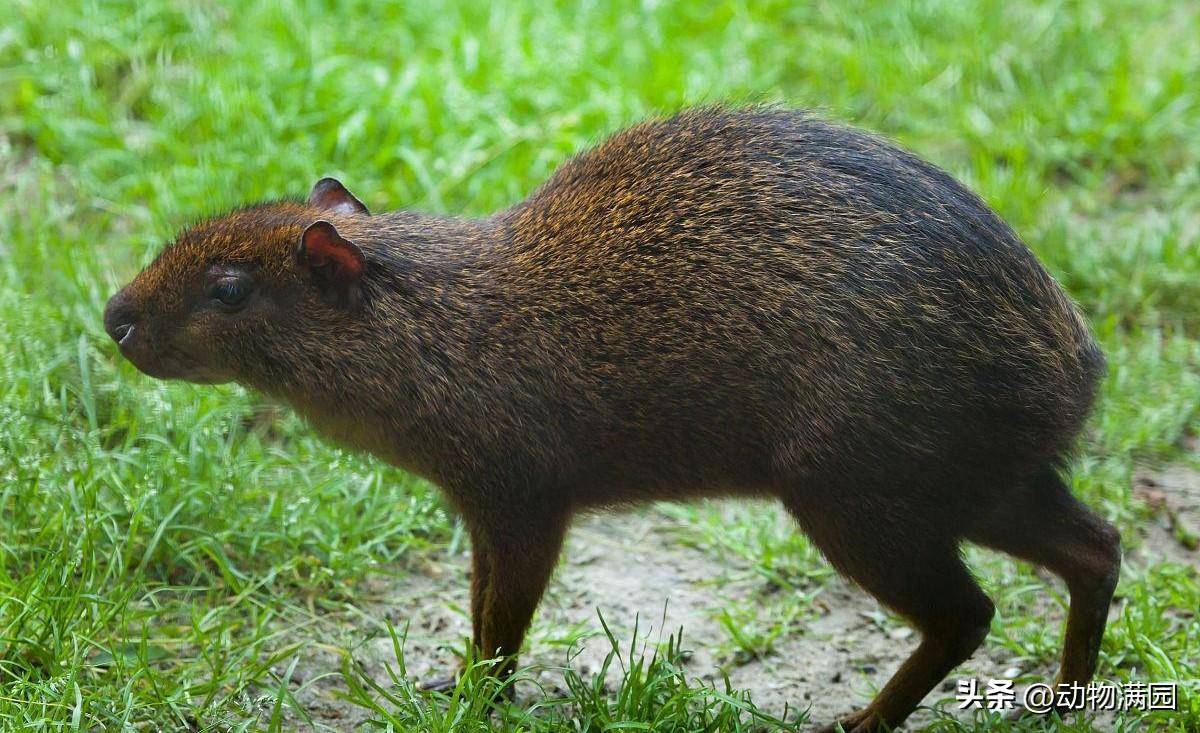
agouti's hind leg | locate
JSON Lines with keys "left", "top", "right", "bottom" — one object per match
{"left": 783, "top": 499, "right": 994, "bottom": 733}
{"left": 965, "top": 467, "right": 1120, "bottom": 692}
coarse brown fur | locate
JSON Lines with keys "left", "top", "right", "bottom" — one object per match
{"left": 105, "top": 107, "right": 1121, "bottom": 732}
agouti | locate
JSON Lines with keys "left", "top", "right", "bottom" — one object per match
{"left": 105, "top": 107, "right": 1120, "bottom": 733}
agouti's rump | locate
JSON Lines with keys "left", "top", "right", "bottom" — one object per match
{"left": 105, "top": 107, "right": 1118, "bottom": 733}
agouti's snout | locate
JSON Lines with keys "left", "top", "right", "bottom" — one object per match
{"left": 103, "top": 289, "right": 137, "bottom": 347}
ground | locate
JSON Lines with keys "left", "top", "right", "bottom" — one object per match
{"left": 267, "top": 470, "right": 1200, "bottom": 732}
{"left": 2, "top": 1, "right": 1199, "bottom": 731}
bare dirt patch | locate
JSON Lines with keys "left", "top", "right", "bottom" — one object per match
{"left": 1132, "top": 459, "right": 1200, "bottom": 568}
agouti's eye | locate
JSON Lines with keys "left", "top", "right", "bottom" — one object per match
{"left": 209, "top": 277, "right": 251, "bottom": 308}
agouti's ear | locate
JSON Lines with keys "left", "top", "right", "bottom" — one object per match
{"left": 308, "top": 177, "right": 369, "bottom": 215}
{"left": 297, "top": 220, "right": 365, "bottom": 310}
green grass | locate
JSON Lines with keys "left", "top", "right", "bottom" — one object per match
{"left": 339, "top": 615, "right": 807, "bottom": 732}
{"left": 2, "top": 0, "right": 1199, "bottom": 730}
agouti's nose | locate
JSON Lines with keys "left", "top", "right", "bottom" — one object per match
{"left": 103, "top": 290, "right": 138, "bottom": 347}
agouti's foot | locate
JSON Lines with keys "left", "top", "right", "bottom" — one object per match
{"left": 815, "top": 707, "right": 882, "bottom": 733}
{"left": 1005, "top": 701, "right": 1066, "bottom": 723}
{"left": 416, "top": 674, "right": 458, "bottom": 692}
{"left": 416, "top": 671, "right": 517, "bottom": 701}
{"left": 1005, "top": 705, "right": 1028, "bottom": 723}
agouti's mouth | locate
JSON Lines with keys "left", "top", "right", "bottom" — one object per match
{"left": 127, "top": 357, "right": 229, "bottom": 385}
{"left": 117, "top": 341, "right": 229, "bottom": 385}
{"left": 120, "top": 348, "right": 184, "bottom": 381}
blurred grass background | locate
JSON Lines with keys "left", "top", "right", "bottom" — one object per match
{"left": 1, "top": 0, "right": 1198, "bottom": 730}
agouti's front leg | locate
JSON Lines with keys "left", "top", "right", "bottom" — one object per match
{"left": 471, "top": 512, "right": 569, "bottom": 679}
{"left": 420, "top": 508, "right": 569, "bottom": 692}
{"left": 417, "top": 537, "right": 495, "bottom": 693}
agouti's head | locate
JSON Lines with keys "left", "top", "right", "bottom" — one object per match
{"left": 104, "top": 178, "right": 371, "bottom": 385}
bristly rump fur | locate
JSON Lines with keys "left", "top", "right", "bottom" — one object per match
{"left": 110, "top": 106, "right": 1117, "bottom": 733}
